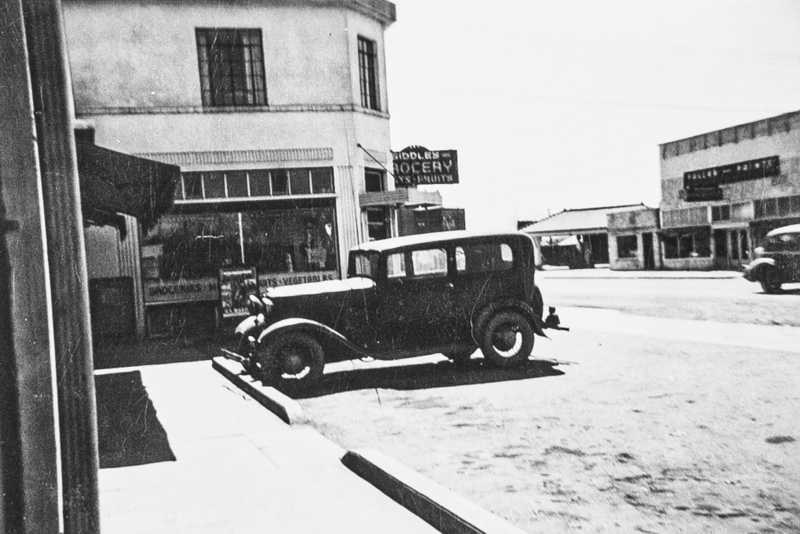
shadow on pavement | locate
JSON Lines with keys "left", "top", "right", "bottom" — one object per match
{"left": 291, "top": 357, "right": 565, "bottom": 400}
{"left": 95, "top": 371, "right": 176, "bottom": 468}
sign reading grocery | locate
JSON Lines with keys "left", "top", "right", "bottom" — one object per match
{"left": 144, "top": 278, "right": 219, "bottom": 304}
{"left": 391, "top": 146, "right": 459, "bottom": 186}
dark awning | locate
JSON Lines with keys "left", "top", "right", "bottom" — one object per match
{"left": 77, "top": 141, "right": 180, "bottom": 235}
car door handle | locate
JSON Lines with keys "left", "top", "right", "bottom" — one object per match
{"left": 445, "top": 282, "right": 454, "bottom": 289}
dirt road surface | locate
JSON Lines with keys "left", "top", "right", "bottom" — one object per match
{"left": 301, "top": 304, "right": 800, "bottom": 533}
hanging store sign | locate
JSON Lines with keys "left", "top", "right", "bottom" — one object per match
{"left": 259, "top": 270, "right": 338, "bottom": 288}
{"left": 683, "top": 186, "right": 723, "bottom": 202}
{"left": 219, "top": 267, "right": 258, "bottom": 318}
{"left": 144, "top": 278, "right": 219, "bottom": 304}
{"left": 683, "top": 156, "right": 780, "bottom": 188}
{"left": 391, "top": 146, "right": 459, "bottom": 186}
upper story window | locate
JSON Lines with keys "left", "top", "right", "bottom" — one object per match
{"left": 196, "top": 29, "right": 267, "bottom": 107}
{"left": 358, "top": 36, "right": 380, "bottom": 111}
{"left": 364, "top": 169, "right": 385, "bottom": 192}
{"left": 177, "top": 168, "right": 334, "bottom": 201}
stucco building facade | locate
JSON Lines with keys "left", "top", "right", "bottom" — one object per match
{"left": 62, "top": 0, "right": 409, "bottom": 339}
{"left": 659, "top": 111, "right": 800, "bottom": 270}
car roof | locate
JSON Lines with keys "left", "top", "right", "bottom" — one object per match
{"left": 766, "top": 224, "right": 800, "bottom": 237}
{"left": 351, "top": 231, "right": 531, "bottom": 253}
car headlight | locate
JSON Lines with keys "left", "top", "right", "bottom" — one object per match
{"left": 753, "top": 246, "right": 764, "bottom": 259}
{"left": 261, "top": 297, "right": 274, "bottom": 314}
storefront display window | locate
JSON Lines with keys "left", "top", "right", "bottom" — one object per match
{"left": 662, "top": 228, "right": 711, "bottom": 259}
{"left": 142, "top": 207, "right": 338, "bottom": 284}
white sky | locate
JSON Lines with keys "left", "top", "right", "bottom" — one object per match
{"left": 384, "top": 0, "right": 800, "bottom": 231}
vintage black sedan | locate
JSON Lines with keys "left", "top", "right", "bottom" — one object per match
{"left": 744, "top": 224, "right": 800, "bottom": 293}
{"left": 224, "top": 231, "right": 564, "bottom": 392}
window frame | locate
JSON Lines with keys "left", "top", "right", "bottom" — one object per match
{"left": 196, "top": 28, "right": 268, "bottom": 108}
{"left": 358, "top": 36, "right": 380, "bottom": 111}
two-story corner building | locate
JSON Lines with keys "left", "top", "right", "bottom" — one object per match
{"left": 659, "top": 111, "right": 800, "bottom": 271}
{"left": 61, "top": 0, "right": 432, "bottom": 340}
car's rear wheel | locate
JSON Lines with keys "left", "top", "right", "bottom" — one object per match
{"left": 760, "top": 268, "right": 782, "bottom": 294}
{"left": 258, "top": 332, "right": 325, "bottom": 393}
{"left": 480, "top": 311, "right": 534, "bottom": 368}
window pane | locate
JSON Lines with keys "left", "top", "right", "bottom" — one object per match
{"left": 271, "top": 170, "right": 289, "bottom": 196}
{"left": 249, "top": 170, "right": 271, "bottom": 197}
{"left": 196, "top": 29, "right": 267, "bottom": 108}
{"left": 411, "top": 249, "right": 447, "bottom": 277}
{"left": 289, "top": 169, "right": 311, "bottom": 195}
{"left": 311, "top": 168, "right": 334, "bottom": 194}
{"left": 617, "top": 235, "right": 638, "bottom": 258}
{"left": 183, "top": 173, "right": 203, "bottom": 199}
{"left": 459, "top": 243, "right": 513, "bottom": 273}
{"left": 365, "top": 169, "right": 384, "bottom": 192}
{"left": 226, "top": 171, "right": 248, "bottom": 198}
{"left": 203, "top": 172, "right": 225, "bottom": 198}
{"left": 387, "top": 253, "right": 406, "bottom": 278}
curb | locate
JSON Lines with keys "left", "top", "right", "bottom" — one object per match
{"left": 211, "top": 356, "right": 305, "bottom": 425}
{"left": 212, "top": 357, "right": 524, "bottom": 534}
{"left": 343, "top": 449, "right": 526, "bottom": 534}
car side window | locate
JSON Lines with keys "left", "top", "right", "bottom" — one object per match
{"left": 456, "top": 243, "right": 513, "bottom": 273}
{"left": 410, "top": 248, "right": 447, "bottom": 278}
{"left": 387, "top": 252, "right": 407, "bottom": 278}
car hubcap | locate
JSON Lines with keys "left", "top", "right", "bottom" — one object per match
{"left": 281, "top": 348, "right": 309, "bottom": 377}
{"left": 493, "top": 325, "right": 521, "bottom": 356}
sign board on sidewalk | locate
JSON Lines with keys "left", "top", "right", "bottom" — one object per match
{"left": 219, "top": 267, "right": 258, "bottom": 318}
{"left": 391, "top": 146, "right": 459, "bottom": 186}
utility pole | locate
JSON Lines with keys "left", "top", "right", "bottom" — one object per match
{"left": 0, "top": 0, "right": 101, "bottom": 532}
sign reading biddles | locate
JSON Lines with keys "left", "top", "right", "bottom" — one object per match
{"left": 391, "top": 146, "right": 458, "bottom": 187}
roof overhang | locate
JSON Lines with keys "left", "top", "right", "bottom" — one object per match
{"left": 78, "top": 142, "right": 181, "bottom": 234}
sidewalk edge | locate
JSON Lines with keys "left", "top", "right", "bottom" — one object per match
{"left": 342, "top": 448, "right": 526, "bottom": 534}
{"left": 211, "top": 356, "right": 305, "bottom": 425}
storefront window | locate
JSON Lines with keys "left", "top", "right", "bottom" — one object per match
{"left": 662, "top": 228, "right": 711, "bottom": 259}
{"left": 175, "top": 168, "right": 334, "bottom": 201}
{"left": 142, "top": 207, "right": 337, "bottom": 282}
{"left": 616, "top": 235, "right": 638, "bottom": 259}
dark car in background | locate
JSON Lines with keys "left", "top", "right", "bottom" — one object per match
{"left": 744, "top": 224, "right": 800, "bottom": 293}
{"left": 224, "top": 231, "right": 563, "bottom": 392}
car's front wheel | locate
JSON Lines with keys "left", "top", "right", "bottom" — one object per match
{"left": 258, "top": 332, "right": 325, "bottom": 393}
{"left": 760, "top": 268, "right": 782, "bottom": 294}
{"left": 480, "top": 311, "right": 534, "bottom": 368}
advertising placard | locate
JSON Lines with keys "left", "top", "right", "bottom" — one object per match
{"left": 144, "top": 278, "right": 219, "bottom": 304}
{"left": 391, "top": 146, "right": 459, "bottom": 186}
{"left": 219, "top": 267, "right": 258, "bottom": 318}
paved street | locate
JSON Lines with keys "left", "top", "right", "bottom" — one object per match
{"left": 299, "top": 275, "right": 800, "bottom": 533}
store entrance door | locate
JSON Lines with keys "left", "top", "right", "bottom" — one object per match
{"left": 642, "top": 233, "right": 655, "bottom": 270}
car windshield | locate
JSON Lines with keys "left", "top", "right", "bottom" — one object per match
{"left": 348, "top": 251, "right": 380, "bottom": 279}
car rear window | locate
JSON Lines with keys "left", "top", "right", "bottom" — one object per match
{"left": 456, "top": 243, "right": 513, "bottom": 273}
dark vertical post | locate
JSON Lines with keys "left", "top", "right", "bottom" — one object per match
{"left": 21, "top": 0, "right": 101, "bottom": 532}
{"left": 0, "top": 2, "right": 63, "bottom": 533}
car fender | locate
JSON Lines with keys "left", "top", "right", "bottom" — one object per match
{"left": 472, "top": 299, "right": 547, "bottom": 343}
{"left": 257, "top": 318, "right": 368, "bottom": 361}
{"left": 744, "top": 258, "right": 776, "bottom": 281}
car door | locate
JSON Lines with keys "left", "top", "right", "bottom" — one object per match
{"left": 374, "top": 246, "right": 457, "bottom": 352}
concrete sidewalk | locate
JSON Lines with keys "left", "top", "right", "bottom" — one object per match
{"left": 96, "top": 361, "right": 441, "bottom": 534}
{"left": 539, "top": 266, "right": 742, "bottom": 279}
{"left": 96, "top": 359, "right": 525, "bottom": 534}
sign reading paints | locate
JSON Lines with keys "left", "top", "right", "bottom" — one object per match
{"left": 391, "top": 146, "right": 459, "bottom": 186}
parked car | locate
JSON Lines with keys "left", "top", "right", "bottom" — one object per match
{"left": 222, "top": 231, "right": 565, "bottom": 392}
{"left": 743, "top": 224, "right": 800, "bottom": 293}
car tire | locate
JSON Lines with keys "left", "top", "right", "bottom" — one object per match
{"left": 258, "top": 332, "right": 325, "bottom": 393}
{"left": 480, "top": 311, "right": 534, "bottom": 368}
{"left": 760, "top": 269, "right": 782, "bottom": 294}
